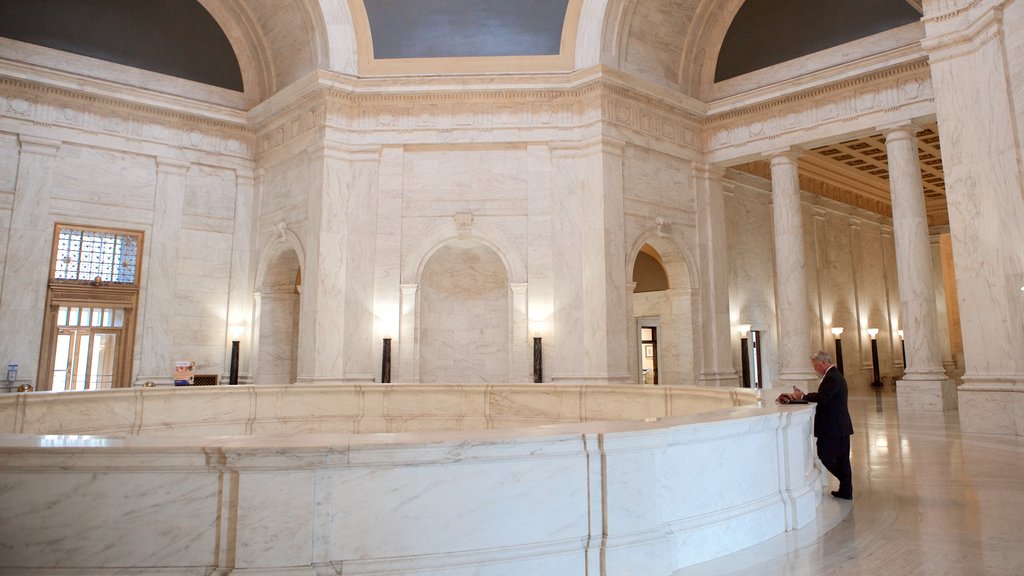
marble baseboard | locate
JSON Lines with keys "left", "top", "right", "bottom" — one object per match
{"left": 896, "top": 378, "right": 957, "bottom": 411}
{"left": 958, "top": 383, "right": 1024, "bottom": 435}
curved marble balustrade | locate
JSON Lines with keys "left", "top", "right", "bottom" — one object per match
{"left": 0, "top": 384, "right": 822, "bottom": 575}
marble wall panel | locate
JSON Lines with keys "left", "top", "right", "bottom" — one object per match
{"left": 184, "top": 165, "right": 237, "bottom": 221}
{"left": 259, "top": 153, "right": 311, "bottom": 226}
{"left": 331, "top": 443, "right": 589, "bottom": 560}
{"left": 401, "top": 145, "right": 528, "bottom": 216}
{"left": 0, "top": 467, "right": 219, "bottom": 569}
{"left": 623, "top": 145, "right": 694, "bottom": 211}
{"left": 235, "top": 469, "right": 316, "bottom": 569}
{"left": 50, "top": 144, "right": 156, "bottom": 212}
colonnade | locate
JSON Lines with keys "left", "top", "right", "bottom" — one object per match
{"left": 760, "top": 125, "right": 954, "bottom": 410}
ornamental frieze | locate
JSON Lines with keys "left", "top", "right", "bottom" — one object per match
{"left": 0, "top": 77, "right": 253, "bottom": 160}
{"left": 704, "top": 62, "right": 935, "bottom": 162}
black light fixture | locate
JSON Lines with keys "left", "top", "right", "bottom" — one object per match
{"left": 533, "top": 336, "right": 543, "bottom": 383}
{"left": 897, "top": 329, "right": 906, "bottom": 372}
{"left": 867, "top": 328, "right": 882, "bottom": 387}
{"left": 381, "top": 337, "right": 392, "bottom": 383}
{"left": 229, "top": 341, "right": 240, "bottom": 385}
{"left": 831, "top": 326, "right": 844, "bottom": 374}
{"left": 228, "top": 324, "right": 244, "bottom": 385}
{"left": 738, "top": 324, "right": 751, "bottom": 388}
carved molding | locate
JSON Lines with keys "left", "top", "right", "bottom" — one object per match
{"left": 0, "top": 76, "right": 253, "bottom": 160}
{"left": 704, "top": 61, "right": 936, "bottom": 164}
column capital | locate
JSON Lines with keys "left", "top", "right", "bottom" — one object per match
{"left": 764, "top": 146, "right": 804, "bottom": 164}
{"left": 878, "top": 121, "right": 929, "bottom": 141}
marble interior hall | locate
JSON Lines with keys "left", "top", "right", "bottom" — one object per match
{"left": 1, "top": 3, "right": 1023, "bottom": 423}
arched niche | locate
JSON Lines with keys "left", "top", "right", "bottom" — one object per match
{"left": 417, "top": 239, "right": 511, "bottom": 384}
{"left": 254, "top": 234, "right": 304, "bottom": 386}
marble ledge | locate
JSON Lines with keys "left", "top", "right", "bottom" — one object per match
{"left": 0, "top": 402, "right": 808, "bottom": 454}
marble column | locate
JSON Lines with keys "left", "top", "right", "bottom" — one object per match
{"left": 769, "top": 150, "right": 817, "bottom": 388}
{"left": 696, "top": 165, "right": 739, "bottom": 386}
{"left": 923, "top": 0, "right": 1024, "bottom": 433}
{"left": 884, "top": 124, "right": 954, "bottom": 410}
{"left": 0, "top": 136, "right": 59, "bottom": 389}
{"left": 136, "top": 157, "right": 188, "bottom": 384}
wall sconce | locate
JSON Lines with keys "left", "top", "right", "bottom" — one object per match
{"left": 533, "top": 335, "right": 543, "bottom": 383}
{"left": 381, "top": 337, "right": 392, "bottom": 383}
{"left": 866, "top": 328, "right": 881, "bottom": 387}
{"left": 738, "top": 324, "right": 751, "bottom": 388}
{"left": 831, "top": 326, "right": 844, "bottom": 373}
{"left": 897, "top": 329, "right": 906, "bottom": 371}
{"left": 228, "top": 324, "right": 245, "bottom": 386}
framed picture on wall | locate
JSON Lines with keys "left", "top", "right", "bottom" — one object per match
{"left": 644, "top": 344, "right": 653, "bottom": 357}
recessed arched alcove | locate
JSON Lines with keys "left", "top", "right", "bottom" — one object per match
{"left": 419, "top": 239, "right": 510, "bottom": 383}
{"left": 255, "top": 247, "right": 301, "bottom": 386}
{"left": 629, "top": 239, "right": 696, "bottom": 386}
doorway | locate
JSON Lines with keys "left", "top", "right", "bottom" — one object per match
{"left": 52, "top": 306, "right": 124, "bottom": 390}
{"left": 637, "top": 317, "right": 660, "bottom": 385}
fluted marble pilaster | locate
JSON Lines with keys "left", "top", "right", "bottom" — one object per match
{"left": 884, "top": 125, "right": 955, "bottom": 411}
{"left": 769, "top": 151, "right": 817, "bottom": 387}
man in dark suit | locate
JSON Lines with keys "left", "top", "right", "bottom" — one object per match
{"left": 784, "top": 351, "right": 854, "bottom": 500}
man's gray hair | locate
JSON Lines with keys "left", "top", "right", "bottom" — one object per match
{"left": 810, "top": 350, "right": 833, "bottom": 364}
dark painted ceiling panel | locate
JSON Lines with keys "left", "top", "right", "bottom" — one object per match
{"left": 0, "top": 0, "right": 243, "bottom": 92}
{"left": 364, "top": 0, "right": 569, "bottom": 59}
{"left": 715, "top": 0, "right": 921, "bottom": 82}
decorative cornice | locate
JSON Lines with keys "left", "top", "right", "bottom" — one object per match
{"left": 1, "top": 75, "right": 254, "bottom": 160}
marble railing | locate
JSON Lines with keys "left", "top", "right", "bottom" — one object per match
{"left": 0, "top": 384, "right": 822, "bottom": 576}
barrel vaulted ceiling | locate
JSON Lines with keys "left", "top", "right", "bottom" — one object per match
{"left": 0, "top": 0, "right": 941, "bottom": 224}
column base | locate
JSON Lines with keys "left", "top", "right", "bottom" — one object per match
{"left": 957, "top": 380, "right": 1024, "bottom": 435}
{"left": 896, "top": 378, "right": 957, "bottom": 411}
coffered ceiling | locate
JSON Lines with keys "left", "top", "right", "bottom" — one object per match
{"left": 733, "top": 124, "right": 948, "bottom": 227}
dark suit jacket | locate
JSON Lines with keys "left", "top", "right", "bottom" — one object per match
{"left": 804, "top": 366, "right": 854, "bottom": 438}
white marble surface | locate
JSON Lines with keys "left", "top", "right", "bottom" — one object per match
{"left": 0, "top": 384, "right": 819, "bottom": 575}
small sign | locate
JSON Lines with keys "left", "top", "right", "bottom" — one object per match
{"left": 174, "top": 361, "right": 195, "bottom": 386}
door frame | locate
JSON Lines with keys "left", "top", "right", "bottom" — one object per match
{"left": 37, "top": 285, "right": 138, "bottom": 391}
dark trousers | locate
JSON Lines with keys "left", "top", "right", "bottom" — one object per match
{"left": 816, "top": 436, "right": 852, "bottom": 497}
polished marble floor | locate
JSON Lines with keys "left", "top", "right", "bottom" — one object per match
{"left": 677, "top": 385, "right": 1024, "bottom": 576}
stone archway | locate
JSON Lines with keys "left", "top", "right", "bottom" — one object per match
{"left": 628, "top": 236, "right": 697, "bottom": 386}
